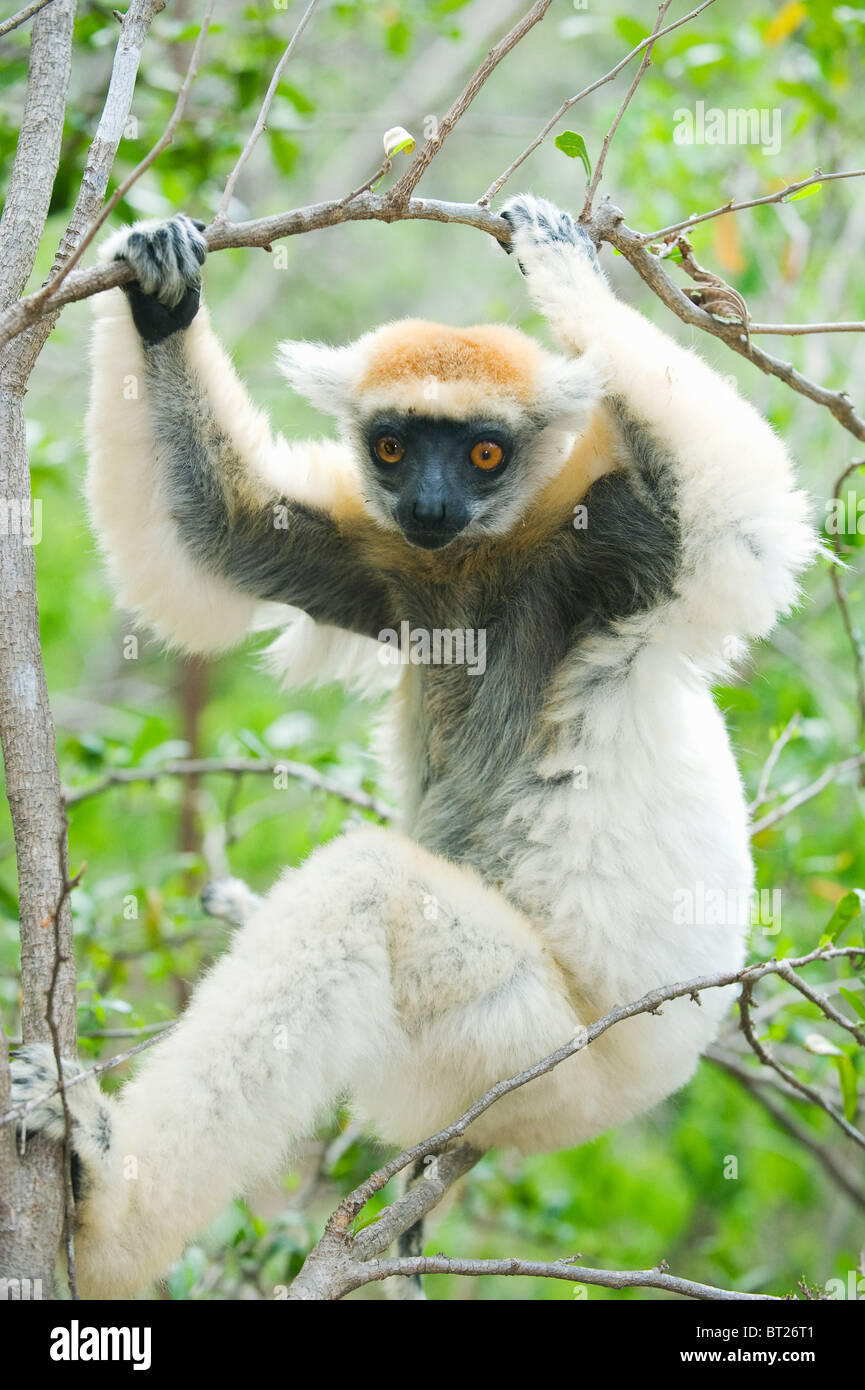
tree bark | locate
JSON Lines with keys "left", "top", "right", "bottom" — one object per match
{"left": 0, "top": 0, "right": 78, "bottom": 1298}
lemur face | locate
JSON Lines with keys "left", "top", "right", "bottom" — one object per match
{"left": 277, "top": 318, "right": 606, "bottom": 548}
{"left": 361, "top": 411, "right": 518, "bottom": 550}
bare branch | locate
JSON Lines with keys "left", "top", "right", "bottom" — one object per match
{"left": 738, "top": 979, "right": 865, "bottom": 1151}
{"left": 827, "top": 460, "right": 865, "bottom": 740}
{"left": 32, "top": 0, "right": 214, "bottom": 310}
{"left": 480, "top": 0, "right": 719, "bottom": 206}
{"left": 749, "top": 321, "right": 865, "bottom": 335}
{"left": 350, "top": 1254, "right": 781, "bottom": 1301}
{"left": 317, "top": 945, "right": 865, "bottom": 1236}
{"left": 0, "top": 0, "right": 77, "bottom": 1296}
{"left": 62, "top": 756, "right": 394, "bottom": 822}
{"left": 5, "top": 1026, "right": 180, "bottom": 1129}
{"left": 776, "top": 960, "right": 865, "bottom": 1049}
{"left": 351, "top": 1145, "right": 484, "bottom": 1261}
{"left": 0, "top": 0, "right": 74, "bottom": 310}
{"left": 0, "top": 0, "right": 54, "bottom": 39}
{"left": 593, "top": 201, "right": 865, "bottom": 441}
{"left": 749, "top": 713, "right": 802, "bottom": 814}
{"left": 0, "top": 193, "right": 509, "bottom": 350}
{"left": 388, "top": 0, "right": 556, "bottom": 206}
{"left": 215, "top": 0, "right": 321, "bottom": 220}
{"left": 709, "top": 1051, "right": 865, "bottom": 1213}
{"left": 749, "top": 753, "right": 865, "bottom": 835}
{"left": 642, "top": 168, "right": 865, "bottom": 245}
{"left": 580, "top": 0, "right": 673, "bottom": 221}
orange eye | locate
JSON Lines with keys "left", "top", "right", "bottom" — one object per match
{"left": 470, "top": 440, "right": 504, "bottom": 471}
{"left": 375, "top": 435, "right": 405, "bottom": 464}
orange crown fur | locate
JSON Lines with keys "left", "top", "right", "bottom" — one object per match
{"left": 357, "top": 320, "right": 544, "bottom": 407}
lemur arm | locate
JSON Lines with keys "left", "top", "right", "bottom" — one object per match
{"left": 502, "top": 196, "right": 817, "bottom": 665}
{"left": 86, "top": 215, "right": 391, "bottom": 654}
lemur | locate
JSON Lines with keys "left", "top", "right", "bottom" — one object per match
{"left": 11, "top": 195, "right": 815, "bottom": 1299}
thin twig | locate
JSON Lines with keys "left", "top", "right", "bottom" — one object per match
{"left": 389, "top": 0, "right": 556, "bottom": 206}
{"left": 709, "top": 1052, "right": 865, "bottom": 1213}
{"left": 350, "top": 1254, "right": 781, "bottom": 1301}
{"left": 31, "top": 0, "right": 214, "bottom": 310}
{"left": 321, "top": 945, "right": 865, "bottom": 1231}
{"left": 62, "top": 756, "right": 394, "bottom": 822}
{"left": 479, "top": 0, "right": 718, "bottom": 205}
{"left": 0, "top": 0, "right": 54, "bottom": 38}
{"left": 580, "top": 0, "right": 673, "bottom": 220}
{"left": 749, "top": 753, "right": 865, "bottom": 835}
{"left": 215, "top": 0, "right": 321, "bottom": 220}
{"left": 43, "top": 819, "right": 86, "bottom": 1300}
{"left": 641, "top": 168, "right": 865, "bottom": 245}
{"left": 776, "top": 960, "right": 865, "bottom": 1048}
{"left": 593, "top": 200, "right": 865, "bottom": 441}
{"left": 749, "top": 713, "right": 802, "bottom": 813}
{"left": 5, "top": 1026, "right": 179, "bottom": 1128}
{"left": 748, "top": 321, "right": 865, "bottom": 335}
{"left": 738, "top": 979, "right": 865, "bottom": 1150}
{"left": 827, "top": 460, "right": 865, "bottom": 740}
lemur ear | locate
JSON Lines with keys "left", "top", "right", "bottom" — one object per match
{"left": 536, "top": 350, "right": 608, "bottom": 430}
{"left": 276, "top": 340, "right": 359, "bottom": 418}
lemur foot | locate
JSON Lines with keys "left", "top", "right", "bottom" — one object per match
{"left": 101, "top": 213, "right": 208, "bottom": 345}
{"left": 10, "top": 1043, "right": 110, "bottom": 1155}
{"left": 201, "top": 877, "right": 264, "bottom": 927}
{"left": 499, "top": 194, "right": 602, "bottom": 278}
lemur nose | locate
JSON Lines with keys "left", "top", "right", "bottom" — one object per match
{"left": 412, "top": 498, "right": 447, "bottom": 527}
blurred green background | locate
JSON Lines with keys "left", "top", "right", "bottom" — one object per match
{"left": 1, "top": 0, "right": 864, "bottom": 1299}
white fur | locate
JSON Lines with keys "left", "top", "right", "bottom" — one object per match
{"left": 15, "top": 200, "right": 817, "bottom": 1298}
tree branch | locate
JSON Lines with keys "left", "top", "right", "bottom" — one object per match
{"left": 0, "top": 0, "right": 55, "bottom": 39}
{"left": 480, "top": 0, "right": 719, "bottom": 206}
{"left": 580, "top": 0, "right": 673, "bottom": 221}
{"left": 749, "top": 752, "right": 865, "bottom": 835}
{"left": 387, "top": 0, "right": 556, "bottom": 207}
{"left": 349, "top": 1254, "right": 781, "bottom": 1301}
{"left": 641, "top": 168, "right": 865, "bottom": 245}
{"left": 592, "top": 201, "right": 865, "bottom": 441}
{"left": 709, "top": 1051, "right": 865, "bottom": 1213}
{"left": 0, "top": 0, "right": 79, "bottom": 1299}
{"left": 62, "top": 756, "right": 394, "bottom": 822}
{"left": 283, "top": 945, "right": 864, "bottom": 1298}
{"left": 33, "top": 0, "right": 213, "bottom": 311}
{"left": 214, "top": 0, "right": 320, "bottom": 220}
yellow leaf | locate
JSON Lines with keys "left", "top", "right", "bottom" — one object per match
{"left": 809, "top": 877, "right": 848, "bottom": 905}
{"left": 765, "top": 1, "right": 807, "bottom": 45}
{"left": 715, "top": 216, "right": 745, "bottom": 274}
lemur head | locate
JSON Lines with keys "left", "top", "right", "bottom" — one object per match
{"left": 278, "top": 320, "right": 603, "bottom": 550}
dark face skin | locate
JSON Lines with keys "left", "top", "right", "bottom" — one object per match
{"left": 364, "top": 413, "right": 515, "bottom": 550}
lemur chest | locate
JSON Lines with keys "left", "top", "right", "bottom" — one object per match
{"left": 394, "top": 585, "right": 575, "bottom": 861}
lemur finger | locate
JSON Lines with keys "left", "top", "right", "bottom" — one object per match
{"left": 10, "top": 1042, "right": 83, "bottom": 1141}
{"left": 111, "top": 213, "right": 207, "bottom": 310}
{"left": 499, "top": 193, "right": 602, "bottom": 276}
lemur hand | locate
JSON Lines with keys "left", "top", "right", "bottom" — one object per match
{"left": 499, "top": 194, "right": 602, "bottom": 279}
{"left": 104, "top": 213, "right": 208, "bottom": 346}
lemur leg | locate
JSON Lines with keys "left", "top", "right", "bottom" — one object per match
{"left": 12, "top": 826, "right": 580, "bottom": 1299}
{"left": 500, "top": 195, "right": 816, "bottom": 658}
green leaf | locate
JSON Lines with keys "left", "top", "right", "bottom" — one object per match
{"left": 824, "top": 890, "right": 863, "bottom": 943}
{"left": 833, "top": 1054, "right": 859, "bottom": 1122}
{"left": 839, "top": 986, "right": 865, "bottom": 1022}
{"left": 784, "top": 181, "right": 822, "bottom": 202}
{"left": 554, "top": 131, "right": 591, "bottom": 179}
